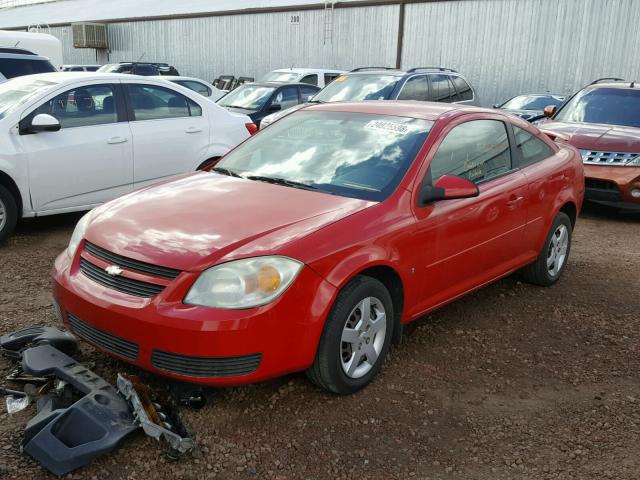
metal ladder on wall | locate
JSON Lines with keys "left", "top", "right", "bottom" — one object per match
{"left": 323, "top": 0, "right": 335, "bottom": 45}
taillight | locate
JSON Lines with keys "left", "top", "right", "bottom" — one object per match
{"left": 245, "top": 123, "right": 258, "bottom": 135}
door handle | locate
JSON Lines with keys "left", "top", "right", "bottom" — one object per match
{"left": 107, "top": 136, "right": 128, "bottom": 144}
{"left": 506, "top": 196, "right": 524, "bottom": 208}
{"left": 185, "top": 127, "right": 202, "bottom": 134}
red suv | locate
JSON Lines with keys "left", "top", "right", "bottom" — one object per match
{"left": 541, "top": 80, "right": 640, "bottom": 210}
{"left": 52, "top": 102, "right": 584, "bottom": 394}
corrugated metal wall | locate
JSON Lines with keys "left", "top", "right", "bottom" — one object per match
{"left": 50, "top": 5, "right": 399, "bottom": 82}
{"left": 401, "top": 0, "right": 640, "bottom": 105}
{"left": 48, "top": 0, "right": 640, "bottom": 106}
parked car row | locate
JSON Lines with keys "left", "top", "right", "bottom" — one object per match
{"left": 0, "top": 51, "right": 637, "bottom": 397}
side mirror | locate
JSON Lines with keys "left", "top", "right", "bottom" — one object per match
{"left": 419, "top": 175, "right": 479, "bottom": 205}
{"left": 30, "top": 114, "right": 61, "bottom": 132}
{"left": 543, "top": 105, "right": 557, "bottom": 117}
{"left": 492, "top": 104, "right": 500, "bottom": 109}
{"left": 267, "top": 103, "right": 282, "bottom": 112}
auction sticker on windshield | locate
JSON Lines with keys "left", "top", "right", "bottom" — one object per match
{"left": 364, "top": 119, "right": 411, "bottom": 135}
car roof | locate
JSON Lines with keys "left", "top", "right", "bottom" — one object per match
{"left": 271, "top": 68, "right": 344, "bottom": 74}
{"left": 586, "top": 81, "right": 637, "bottom": 90}
{"left": 301, "top": 100, "right": 490, "bottom": 121}
{"left": 11, "top": 72, "right": 179, "bottom": 84}
{"left": 243, "top": 81, "right": 319, "bottom": 88}
{"left": 0, "top": 52, "right": 51, "bottom": 61}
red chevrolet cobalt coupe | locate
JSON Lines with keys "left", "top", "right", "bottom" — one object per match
{"left": 53, "top": 102, "right": 584, "bottom": 394}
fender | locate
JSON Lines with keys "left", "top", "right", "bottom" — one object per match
{"left": 0, "top": 150, "right": 31, "bottom": 218}
{"left": 191, "top": 142, "right": 232, "bottom": 171}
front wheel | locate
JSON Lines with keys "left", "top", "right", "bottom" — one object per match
{"left": 307, "top": 276, "right": 394, "bottom": 395}
{"left": 521, "top": 212, "right": 572, "bottom": 286}
{"left": 0, "top": 184, "right": 18, "bottom": 243}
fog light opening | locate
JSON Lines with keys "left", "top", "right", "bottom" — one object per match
{"left": 631, "top": 188, "right": 640, "bottom": 199}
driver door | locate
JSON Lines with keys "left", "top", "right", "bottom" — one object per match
{"left": 410, "top": 116, "right": 529, "bottom": 315}
{"left": 19, "top": 82, "right": 133, "bottom": 213}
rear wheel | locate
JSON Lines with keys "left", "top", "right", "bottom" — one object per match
{"left": 0, "top": 184, "right": 18, "bottom": 243}
{"left": 307, "top": 276, "right": 394, "bottom": 395}
{"left": 521, "top": 212, "right": 572, "bottom": 286}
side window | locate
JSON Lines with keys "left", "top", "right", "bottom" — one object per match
{"left": 300, "top": 74, "right": 318, "bottom": 86}
{"left": 513, "top": 126, "right": 555, "bottom": 165}
{"left": 429, "top": 74, "right": 458, "bottom": 103}
{"left": 324, "top": 73, "right": 340, "bottom": 85}
{"left": 70, "top": 66, "right": 84, "bottom": 72}
{"left": 179, "top": 80, "right": 211, "bottom": 97}
{"left": 271, "top": 86, "right": 299, "bottom": 109}
{"left": 33, "top": 84, "right": 118, "bottom": 128}
{"left": 429, "top": 120, "right": 512, "bottom": 183}
{"left": 452, "top": 76, "right": 473, "bottom": 101}
{"left": 397, "top": 75, "right": 428, "bottom": 101}
{"left": 127, "top": 84, "right": 201, "bottom": 121}
{"left": 300, "top": 85, "right": 319, "bottom": 102}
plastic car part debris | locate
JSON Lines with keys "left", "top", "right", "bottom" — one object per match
{"left": 117, "top": 374, "right": 195, "bottom": 458}
{"left": 6, "top": 365, "right": 50, "bottom": 384}
{"left": 19, "top": 344, "right": 138, "bottom": 476}
{"left": 0, "top": 326, "right": 78, "bottom": 360}
{"left": 6, "top": 393, "right": 30, "bottom": 414}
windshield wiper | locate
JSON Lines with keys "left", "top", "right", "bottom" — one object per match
{"left": 211, "top": 166, "right": 243, "bottom": 178}
{"left": 246, "top": 175, "right": 319, "bottom": 191}
{"left": 224, "top": 105, "right": 251, "bottom": 109}
{"left": 307, "top": 99, "right": 323, "bottom": 104}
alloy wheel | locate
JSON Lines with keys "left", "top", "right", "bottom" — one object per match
{"left": 340, "top": 296, "right": 387, "bottom": 379}
{"left": 547, "top": 224, "right": 569, "bottom": 277}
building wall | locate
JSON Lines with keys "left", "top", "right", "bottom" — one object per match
{"left": 47, "top": 0, "right": 640, "bottom": 106}
{"left": 401, "top": 0, "right": 640, "bottom": 105}
{"left": 50, "top": 5, "right": 399, "bottom": 82}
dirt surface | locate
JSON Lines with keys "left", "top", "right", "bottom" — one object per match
{"left": 0, "top": 204, "right": 638, "bottom": 480}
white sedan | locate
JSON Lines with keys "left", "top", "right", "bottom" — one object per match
{"left": 0, "top": 72, "right": 254, "bottom": 241}
{"left": 161, "top": 75, "right": 226, "bottom": 101}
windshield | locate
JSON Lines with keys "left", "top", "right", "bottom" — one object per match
{"left": 0, "top": 58, "right": 56, "bottom": 80}
{"left": 554, "top": 87, "right": 640, "bottom": 128}
{"left": 0, "top": 77, "right": 56, "bottom": 119}
{"left": 261, "top": 71, "right": 300, "bottom": 82}
{"left": 502, "top": 95, "right": 564, "bottom": 111}
{"left": 217, "top": 111, "right": 433, "bottom": 201}
{"left": 313, "top": 74, "right": 400, "bottom": 103}
{"left": 217, "top": 84, "right": 276, "bottom": 110}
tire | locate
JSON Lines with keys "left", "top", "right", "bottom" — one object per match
{"left": 0, "top": 184, "right": 18, "bottom": 244}
{"left": 307, "top": 275, "right": 394, "bottom": 395}
{"left": 521, "top": 212, "right": 572, "bottom": 287}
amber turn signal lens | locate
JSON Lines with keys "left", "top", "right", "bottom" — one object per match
{"left": 257, "top": 265, "right": 282, "bottom": 293}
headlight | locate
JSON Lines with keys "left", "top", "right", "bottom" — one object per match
{"left": 184, "top": 256, "right": 303, "bottom": 309}
{"left": 67, "top": 211, "right": 93, "bottom": 259}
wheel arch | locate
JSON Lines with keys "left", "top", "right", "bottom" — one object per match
{"left": 334, "top": 262, "right": 405, "bottom": 345}
{"left": 0, "top": 170, "right": 23, "bottom": 217}
{"left": 559, "top": 201, "right": 577, "bottom": 229}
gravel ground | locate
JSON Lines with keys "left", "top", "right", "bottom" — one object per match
{"left": 0, "top": 204, "right": 638, "bottom": 480}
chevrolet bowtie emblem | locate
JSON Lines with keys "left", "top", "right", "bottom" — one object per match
{"left": 105, "top": 265, "right": 123, "bottom": 276}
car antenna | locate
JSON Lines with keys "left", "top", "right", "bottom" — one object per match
{"left": 14, "top": 41, "right": 19, "bottom": 47}
{"left": 136, "top": 52, "right": 145, "bottom": 63}
{"left": 631, "top": 81, "right": 636, "bottom": 88}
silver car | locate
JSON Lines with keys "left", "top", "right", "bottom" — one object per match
{"left": 261, "top": 66, "right": 478, "bottom": 128}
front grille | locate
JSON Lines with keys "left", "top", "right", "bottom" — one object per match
{"left": 151, "top": 350, "right": 261, "bottom": 378}
{"left": 580, "top": 149, "right": 639, "bottom": 166}
{"left": 80, "top": 258, "right": 165, "bottom": 297}
{"left": 585, "top": 178, "right": 619, "bottom": 191}
{"left": 68, "top": 313, "right": 139, "bottom": 359}
{"left": 85, "top": 242, "right": 181, "bottom": 279}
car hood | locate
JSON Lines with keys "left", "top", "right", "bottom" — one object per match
{"left": 541, "top": 121, "right": 640, "bottom": 152}
{"left": 85, "top": 173, "right": 373, "bottom": 271}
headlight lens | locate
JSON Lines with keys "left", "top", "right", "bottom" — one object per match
{"left": 67, "top": 211, "right": 93, "bottom": 259}
{"left": 184, "top": 256, "right": 303, "bottom": 309}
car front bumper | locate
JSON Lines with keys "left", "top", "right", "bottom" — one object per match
{"left": 52, "top": 248, "right": 337, "bottom": 386}
{"left": 584, "top": 164, "right": 640, "bottom": 210}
